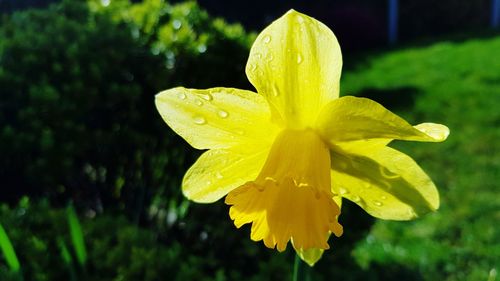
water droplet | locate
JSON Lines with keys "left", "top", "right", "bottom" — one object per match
{"left": 215, "top": 172, "right": 223, "bottom": 179}
{"left": 266, "top": 53, "right": 274, "bottom": 61}
{"left": 195, "top": 99, "right": 203, "bottom": 106}
{"left": 200, "top": 93, "right": 212, "bottom": 101}
{"left": 364, "top": 183, "right": 372, "bottom": 189}
{"left": 296, "top": 53, "right": 303, "bottom": 64}
{"left": 206, "top": 180, "right": 212, "bottom": 185}
{"left": 374, "top": 201, "right": 383, "bottom": 207}
{"left": 315, "top": 190, "right": 321, "bottom": 200}
{"left": 197, "top": 44, "right": 207, "bottom": 53}
{"left": 217, "top": 110, "right": 229, "bottom": 118}
{"left": 177, "top": 92, "right": 186, "bottom": 100}
{"left": 256, "top": 185, "right": 265, "bottom": 192}
{"left": 254, "top": 53, "right": 262, "bottom": 59}
{"left": 381, "top": 195, "right": 387, "bottom": 200}
{"left": 248, "top": 63, "right": 257, "bottom": 71}
{"left": 296, "top": 16, "right": 304, "bottom": 24}
{"left": 339, "top": 187, "right": 349, "bottom": 195}
{"left": 352, "top": 195, "right": 361, "bottom": 203}
{"left": 262, "top": 35, "right": 271, "bottom": 44}
{"left": 265, "top": 177, "right": 277, "bottom": 183}
{"left": 172, "top": 19, "right": 182, "bottom": 30}
{"left": 193, "top": 116, "right": 206, "bottom": 125}
{"left": 235, "top": 129, "right": 245, "bottom": 135}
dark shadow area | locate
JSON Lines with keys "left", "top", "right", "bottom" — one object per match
{"left": 353, "top": 87, "right": 420, "bottom": 110}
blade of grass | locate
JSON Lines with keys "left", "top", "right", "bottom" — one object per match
{"left": 0, "top": 223, "right": 20, "bottom": 272}
{"left": 66, "top": 205, "right": 87, "bottom": 266}
{"left": 58, "top": 238, "right": 77, "bottom": 281}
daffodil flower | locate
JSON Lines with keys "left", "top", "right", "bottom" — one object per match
{"left": 155, "top": 10, "right": 449, "bottom": 266}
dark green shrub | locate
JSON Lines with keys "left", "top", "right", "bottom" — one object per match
{"left": 0, "top": 0, "right": 253, "bottom": 217}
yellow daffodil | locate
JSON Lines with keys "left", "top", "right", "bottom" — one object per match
{"left": 155, "top": 10, "right": 449, "bottom": 266}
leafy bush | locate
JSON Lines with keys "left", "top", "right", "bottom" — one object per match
{"left": 0, "top": 0, "right": 253, "bottom": 217}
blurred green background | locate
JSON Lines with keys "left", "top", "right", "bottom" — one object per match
{"left": 0, "top": 0, "right": 499, "bottom": 280}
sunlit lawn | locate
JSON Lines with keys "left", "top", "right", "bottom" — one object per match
{"left": 341, "top": 36, "right": 500, "bottom": 281}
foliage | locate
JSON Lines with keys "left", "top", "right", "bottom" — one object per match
{"left": 0, "top": 0, "right": 253, "bottom": 219}
{"left": 342, "top": 36, "right": 500, "bottom": 281}
{"left": 1, "top": 0, "right": 497, "bottom": 280}
{"left": 0, "top": 1, "right": 372, "bottom": 280}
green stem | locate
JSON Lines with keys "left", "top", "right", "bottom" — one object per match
{"left": 292, "top": 254, "right": 310, "bottom": 281}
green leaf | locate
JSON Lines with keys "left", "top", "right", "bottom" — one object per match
{"left": 0, "top": 223, "right": 20, "bottom": 272}
{"left": 67, "top": 205, "right": 87, "bottom": 266}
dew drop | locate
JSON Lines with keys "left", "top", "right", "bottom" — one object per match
{"left": 374, "top": 201, "right": 383, "bottom": 207}
{"left": 172, "top": 19, "right": 182, "bottom": 30}
{"left": 193, "top": 116, "right": 206, "bottom": 125}
{"left": 381, "top": 195, "right": 387, "bottom": 200}
{"left": 266, "top": 53, "right": 274, "bottom": 61}
{"left": 262, "top": 35, "right": 271, "bottom": 44}
{"left": 248, "top": 63, "right": 257, "bottom": 71}
{"left": 339, "top": 187, "right": 349, "bottom": 195}
{"left": 364, "top": 183, "right": 372, "bottom": 189}
{"left": 217, "top": 110, "right": 229, "bottom": 118}
{"left": 315, "top": 190, "right": 321, "bottom": 200}
{"left": 296, "top": 53, "right": 303, "bottom": 64}
{"left": 195, "top": 99, "right": 203, "bottom": 106}
{"left": 256, "top": 185, "right": 265, "bottom": 192}
{"left": 206, "top": 180, "right": 212, "bottom": 185}
{"left": 352, "top": 195, "right": 361, "bottom": 203}
{"left": 215, "top": 172, "right": 223, "bottom": 179}
{"left": 265, "top": 177, "right": 277, "bottom": 183}
{"left": 200, "top": 93, "right": 213, "bottom": 101}
{"left": 177, "top": 92, "right": 186, "bottom": 100}
{"left": 296, "top": 16, "right": 305, "bottom": 24}
{"left": 235, "top": 129, "right": 245, "bottom": 135}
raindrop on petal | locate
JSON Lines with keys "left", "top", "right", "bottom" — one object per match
{"left": 177, "top": 92, "right": 186, "bottom": 100}
{"left": 193, "top": 116, "right": 206, "bottom": 125}
{"left": 374, "top": 201, "right": 383, "bottom": 207}
{"left": 195, "top": 99, "right": 203, "bottom": 106}
{"left": 262, "top": 35, "right": 271, "bottom": 44}
{"left": 217, "top": 110, "right": 229, "bottom": 118}
{"left": 215, "top": 172, "right": 223, "bottom": 179}
{"left": 296, "top": 53, "right": 303, "bottom": 64}
{"left": 200, "top": 93, "right": 213, "bottom": 101}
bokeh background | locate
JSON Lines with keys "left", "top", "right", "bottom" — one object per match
{"left": 0, "top": 0, "right": 499, "bottom": 280}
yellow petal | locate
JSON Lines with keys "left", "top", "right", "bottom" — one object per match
{"left": 225, "top": 129, "right": 343, "bottom": 252}
{"left": 183, "top": 146, "right": 270, "bottom": 203}
{"left": 317, "top": 96, "right": 450, "bottom": 144}
{"left": 292, "top": 193, "right": 341, "bottom": 267}
{"left": 330, "top": 146, "right": 440, "bottom": 220}
{"left": 293, "top": 247, "right": 324, "bottom": 267}
{"left": 246, "top": 10, "right": 342, "bottom": 128}
{"left": 155, "top": 87, "right": 279, "bottom": 150}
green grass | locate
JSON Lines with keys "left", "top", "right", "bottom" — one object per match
{"left": 341, "top": 36, "right": 500, "bottom": 281}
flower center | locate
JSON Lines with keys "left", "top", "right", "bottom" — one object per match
{"left": 225, "top": 129, "right": 343, "bottom": 252}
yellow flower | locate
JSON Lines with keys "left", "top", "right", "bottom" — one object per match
{"left": 155, "top": 10, "right": 449, "bottom": 266}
